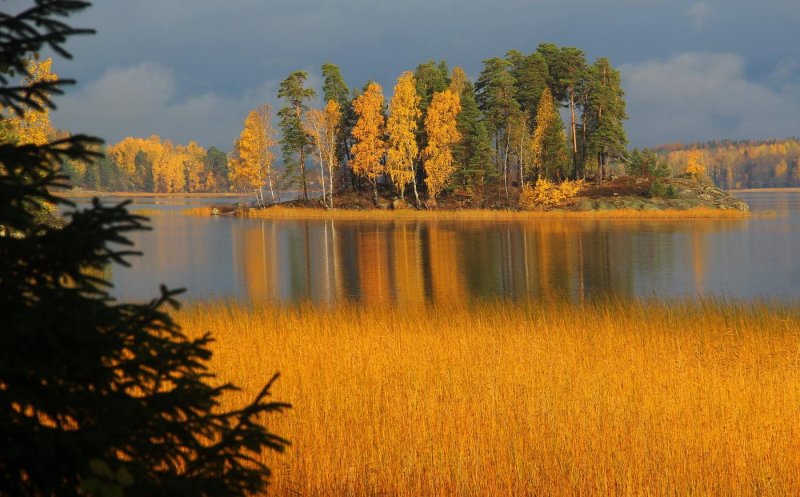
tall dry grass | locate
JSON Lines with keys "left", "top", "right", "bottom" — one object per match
{"left": 179, "top": 299, "right": 800, "bottom": 496}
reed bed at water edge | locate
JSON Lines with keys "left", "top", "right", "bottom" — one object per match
{"left": 179, "top": 298, "right": 800, "bottom": 496}
{"left": 185, "top": 205, "right": 751, "bottom": 221}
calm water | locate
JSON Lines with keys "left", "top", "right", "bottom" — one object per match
{"left": 74, "top": 192, "right": 800, "bottom": 303}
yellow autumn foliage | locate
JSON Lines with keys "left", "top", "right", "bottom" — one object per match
{"left": 183, "top": 141, "right": 207, "bottom": 192}
{"left": 449, "top": 66, "right": 468, "bottom": 95}
{"left": 351, "top": 82, "right": 387, "bottom": 184}
{"left": 683, "top": 149, "right": 706, "bottom": 180}
{"left": 519, "top": 178, "right": 584, "bottom": 210}
{"left": 12, "top": 58, "right": 58, "bottom": 146}
{"left": 386, "top": 72, "right": 420, "bottom": 192}
{"left": 305, "top": 100, "right": 341, "bottom": 207}
{"left": 423, "top": 89, "right": 461, "bottom": 199}
{"left": 229, "top": 106, "right": 275, "bottom": 194}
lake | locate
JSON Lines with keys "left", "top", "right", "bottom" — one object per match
{"left": 72, "top": 192, "right": 800, "bottom": 303}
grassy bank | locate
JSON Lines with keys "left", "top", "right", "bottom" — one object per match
{"left": 180, "top": 298, "right": 800, "bottom": 496}
{"left": 184, "top": 205, "right": 751, "bottom": 221}
{"left": 59, "top": 190, "right": 242, "bottom": 198}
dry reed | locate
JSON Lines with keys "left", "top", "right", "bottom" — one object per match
{"left": 179, "top": 298, "right": 800, "bottom": 496}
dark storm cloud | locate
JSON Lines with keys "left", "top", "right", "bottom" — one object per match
{"left": 49, "top": 0, "right": 800, "bottom": 148}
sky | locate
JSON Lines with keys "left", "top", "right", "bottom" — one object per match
{"left": 34, "top": 0, "right": 800, "bottom": 149}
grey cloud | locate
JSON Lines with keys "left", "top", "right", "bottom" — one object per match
{"left": 688, "top": 1, "right": 711, "bottom": 30}
{"left": 621, "top": 52, "right": 800, "bottom": 146}
{"left": 53, "top": 63, "right": 286, "bottom": 148}
{"left": 45, "top": 0, "right": 800, "bottom": 149}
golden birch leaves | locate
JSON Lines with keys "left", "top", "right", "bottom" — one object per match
{"left": 386, "top": 72, "right": 420, "bottom": 192}
{"left": 230, "top": 105, "right": 276, "bottom": 193}
{"left": 423, "top": 89, "right": 461, "bottom": 199}
{"left": 351, "top": 82, "right": 387, "bottom": 184}
{"left": 12, "top": 58, "right": 57, "bottom": 145}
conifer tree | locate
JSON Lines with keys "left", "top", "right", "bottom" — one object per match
{"left": 386, "top": 72, "right": 421, "bottom": 205}
{"left": 414, "top": 60, "right": 450, "bottom": 116}
{"left": 536, "top": 43, "right": 588, "bottom": 176}
{"left": 531, "top": 87, "right": 570, "bottom": 181}
{"left": 506, "top": 50, "right": 548, "bottom": 125}
{"left": 453, "top": 81, "right": 494, "bottom": 192}
{"left": 351, "top": 82, "right": 387, "bottom": 203}
{"left": 321, "top": 62, "right": 354, "bottom": 177}
{"left": 0, "top": 2, "right": 289, "bottom": 496}
{"left": 278, "top": 71, "right": 316, "bottom": 202}
{"left": 583, "top": 58, "right": 628, "bottom": 183}
{"left": 475, "top": 57, "right": 520, "bottom": 198}
{"left": 205, "top": 146, "right": 229, "bottom": 191}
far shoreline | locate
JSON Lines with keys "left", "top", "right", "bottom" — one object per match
{"left": 729, "top": 187, "right": 800, "bottom": 193}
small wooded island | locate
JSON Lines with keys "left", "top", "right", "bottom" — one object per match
{"left": 206, "top": 173, "right": 749, "bottom": 220}
{"left": 53, "top": 44, "right": 754, "bottom": 218}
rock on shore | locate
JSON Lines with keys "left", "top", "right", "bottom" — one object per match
{"left": 573, "top": 178, "right": 749, "bottom": 212}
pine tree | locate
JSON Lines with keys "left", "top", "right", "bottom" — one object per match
{"left": 531, "top": 87, "right": 570, "bottom": 181}
{"left": 0, "top": 3, "right": 289, "bottom": 496}
{"left": 351, "top": 82, "right": 387, "bottom": 203}
{"left": 453, "top": 81, "right": 494, "bottom": 193}
{"left": 205, "top": 146, "right": 229, "bottom": 191}
{"left": 506, "top": 50, "right": 548, "bottom": 125}
{"left": 321, "top": 62, "right": 353, "bottom": 181}
{"left": 423, "top": 89, "right": 461, "bottom": 199}
{"left": 386, "top": 71, "right": 421, "bottom": 205}
{"left": 475, "top": 57, "right": 520, "bottom": 198}
{"left": 583, "top": 57, "right": 628, "bottom": 183}
{"left": 536, "top": 43, "right": 588, "bottom": 177}
{"left": 278, "top": 71, "right": 316, "bottom": 202}
{"left": 414, "top": 60, "right": 450, "bottom": 116}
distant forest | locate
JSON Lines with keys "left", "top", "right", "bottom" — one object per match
{"left": 654, "top": 139, "right": 800, "bottom": 190}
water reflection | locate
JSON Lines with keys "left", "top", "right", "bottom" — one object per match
{"left": 230, "top": 218, "right": 746, "bottom": 304}
{"left": 97, "top": 192, "right": 800, "bottom": 303}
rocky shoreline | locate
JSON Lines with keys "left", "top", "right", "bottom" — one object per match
{"left": 205, "top": 176, "right": 750, "bottom": 216}
{"left": 570, "top": 178, "right": 750, "bottom": 213}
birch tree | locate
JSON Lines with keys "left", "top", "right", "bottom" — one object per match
{"left": 229, "top": 106, "right": 276, "bottom": 205}
{"left": 351, "top": 82, "right": 387, "bottom": 204}
{"left": 423, "top": 89, "right": 461, "bottom": 199}
{"left": 386, "top": 71, "right": 421, "bottom": 205}
{"left": 305, "top": 100, "right": 341, "bottom": 208}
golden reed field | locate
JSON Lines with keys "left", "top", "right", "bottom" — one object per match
{"left": 179, "top": 299, "right": 800, "bottom": 496}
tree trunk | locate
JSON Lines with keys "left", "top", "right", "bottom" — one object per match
{"left": 503, "top": 132, "right": 511, "bottom": 200}
{"left": 412, "top": 177, "right": 420, "bottom": 207}
{"left": 519, "top": 121, "right": 527, "bottom": 190}
{"left": 569, "top": 85, "right": 578, "bottom": 178}
{"left": 328, "top": 161, "right": 335, "bottom": 209}
{"left": 317, "top": 148, "right": 326, "bottom": 207}
{"left": 267, "top": 172, "right": 275, "bottom": 203}
{"left": 300, "top": 147, "right": 308, "bottom": 202}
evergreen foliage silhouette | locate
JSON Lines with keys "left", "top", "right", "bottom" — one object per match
{"left": 0, "top": 2, "right": 289, "bottom": 496}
